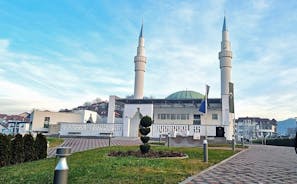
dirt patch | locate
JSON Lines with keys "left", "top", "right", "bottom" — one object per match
{"left": 108, "top": 150, "right": 187, "bottom": 158}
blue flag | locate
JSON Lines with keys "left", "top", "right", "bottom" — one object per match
{"left": 199, "top": 85, "right": 210, "bottom": 114}
{"left": 199, "top": 100, "right": 206, "bottom": 113}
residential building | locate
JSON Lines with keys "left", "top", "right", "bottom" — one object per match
{"left": 235, "top": 117, "right": 277, "bottom": 141}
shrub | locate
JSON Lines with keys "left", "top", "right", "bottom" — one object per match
{"left": 140, "top": 136, "right": 150, "bottom": 143}
{"left": 10, "top": 134, "right": 24, "bottom": 165}
{"left": 23, "top": 134, "right": 36, "bottom": 162}
{"left": 140, "top": 116, "right": 153, "bottom": 127}
{"left": 35, "top": 133, "right": 47, "bottom": 159}
{"left": 0, "top": 134, "right": 10, "bottom": 167}
{"left": 253, "top": 138, "right": 295, "bottom": 147}
{"left": 139, "top": 116, "right": 152, "bottom": 154}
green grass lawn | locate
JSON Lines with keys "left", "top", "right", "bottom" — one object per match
{"left": 0, "top": 146, "right": 237, "bottom": 184}
{"left": 47, "top": 137, "right": 64, "bottom": 148}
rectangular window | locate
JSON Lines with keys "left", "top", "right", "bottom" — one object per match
{"left": 212, "top": 114, "right": 218, "bottom": 120}
{"left": 176, "top": 114, "right": 181, "bottom": 120}
{"left": 166, "top": 114, "right": 171, "bottom": 119}
{"left": 171, "top": 114, "right": 176, "bottom": 120}
{"left": 161, "top": 114, "right": 166, "bottom": 120}
{"left": 181, "top": 114, "right": 187, "bottom": 120}
{"left": 193, "top": 114, "right": 200, "bottom": 119}
{"left": 193, "top": 114, "right": 201, "bottom": 125}
{"left": 44, "top": 117, "right": 50, "bottom": 128}
{"left": 193, "top": 120, "right": 201, "bottom": 125}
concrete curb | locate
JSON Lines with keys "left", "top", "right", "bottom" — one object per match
{"left": 179, "top": 147, "right": 250, "bottom": 184}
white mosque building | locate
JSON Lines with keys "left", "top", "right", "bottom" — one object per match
{"left": 58, "top": 17, "right": 235, "bottom": 141}
{"left": 104, "top": 16, "right": 235, "bottom": 141}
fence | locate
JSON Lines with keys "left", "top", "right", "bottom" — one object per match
{"left": 59, "top": 123, "right": 217, "bottom": 138}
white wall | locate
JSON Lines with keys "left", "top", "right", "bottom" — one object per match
{"left": 123, "top": 104, "right": 153, "bottom": 137}
{"left": 31, "top": 110, "right": 82, "bottom": 132}
{"left": 60, "top": 123, "right": 123, "bottom": 136}
{"left": 107, "top": 96, "right": 116, "bottom": 124}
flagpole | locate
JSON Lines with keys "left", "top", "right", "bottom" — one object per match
{"left": 205, "top": 85, "right": 209, "bottom": 140}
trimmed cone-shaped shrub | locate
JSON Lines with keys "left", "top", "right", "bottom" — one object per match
{"left": 0, "top": 134, "right": 10, "bottom": 167}
{"left": 10, "top": 134, "right": 24, "bottom": 165}
{"left": 23, "top": 134, "right": 36, "bottom": 162}
{"left": 139, "top": 127, "right": 150, "bottom": 135}
{"left": 35, "top": 133, "right": 47, "bottom": 159}
{"left": 140, "top": 116, "right": 153, "bottom": 127}
{"left": 140, "top": 144, "right": 151, "bottom": 154}
{"left": 139, "top": 116, "right": 153, "bottom": 154}
{"left": 140, "top": 136, "right": 150, "bottom": 144}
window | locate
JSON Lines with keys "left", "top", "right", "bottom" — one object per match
{"left": 193, "top": 114, "right": 201, "bottom": 125}
{"left": 212, "top": 114, "right": 218, "bottom": 120}
{"left": 161, "top": 114, "right": 166, "bottom": 120}
{"left": 171, "top": 114, "right": 176, "bottom": 120}
{"left": 193, "top": 114, "right": 200, "bottom": 119}
{"left": 181, "top": 114, "right": 187, "bottom": 120}
{"left": 193, "top": 120, "right": 201, "bottom": 125}
{"left": 176, "top": 114, "right": 181, "bottom": 120}
{"left": 44, "top": 117, "right": 50, "bottom": 128}
{"left": 166, "top": 114, "right": 171, "bottom": 119}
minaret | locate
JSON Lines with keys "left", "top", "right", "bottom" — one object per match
{"left": 219, "top": 16, "right": 233, "bottom": 126}
{"left": 133, "top": 23, "right": 147, "bottom": 99}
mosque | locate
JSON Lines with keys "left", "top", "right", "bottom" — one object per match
{"left": 106, "top": 16, "right": 235, "bottom": 141}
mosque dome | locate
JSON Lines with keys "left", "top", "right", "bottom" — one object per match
{"left": 166, "top": 90, "right": 204, "bottom": 100}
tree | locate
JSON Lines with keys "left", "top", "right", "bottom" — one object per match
{"left": 0, "top": 134, "right": 10, "bottom": 167}
{"left": 139, "top": 116, "right": 153, "bottom": 154}
{"left": 23, "top": 134, "right": 36, "bottom": 162}
{"left": 10, "top": 134, "right": 24, "bottom": 165}
{"left": 35, "top": 133, "right": 47, "bottom": 159}
{"left": 93, "top": 97, "right": 102, "bottom": 103}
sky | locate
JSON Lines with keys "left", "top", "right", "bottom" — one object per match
{"left": 0, "top": 0, "right": 296, "bottom": 121}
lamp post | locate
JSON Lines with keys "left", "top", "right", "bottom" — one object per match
{"left": 53, "top": 147, "right": 71, "bottom": 184}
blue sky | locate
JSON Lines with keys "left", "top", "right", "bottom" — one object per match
{"left": 0, "top": 0, "right": 296, "bottom": 120}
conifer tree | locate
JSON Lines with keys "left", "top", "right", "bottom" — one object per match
{"left": 35, "top": 133, "right": 47, "bottom": 159}
{"left": 10, "top": 134, "right": 24, "bottom": 165}
{"left": 0, "top": 134, "right": 10, "bottom": 167}
{"left": 23, "top": 134, "right": 36, "bottom": 162}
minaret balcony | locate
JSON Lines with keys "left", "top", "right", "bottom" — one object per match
{"left": 219, "top": 51, "right": 232, "bottom": 59}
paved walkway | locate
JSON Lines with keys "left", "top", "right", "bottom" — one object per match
{"left": 182, "top": 145, "right": 297, "bottom": 184}
{"left": 47, "top": 137, "right": 141, "bottom": 158}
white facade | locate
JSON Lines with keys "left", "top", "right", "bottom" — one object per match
{"left": 59, "top": 123, "right": 123, "bottom": 136}
{"left": 122, "top": 104, "right": 153, "bottom": 137}
{"left": 236, "top": 117, "right": 277, "bottom": 140}
{"left": 30, "top": 109, "right": 99, "bottom": 133}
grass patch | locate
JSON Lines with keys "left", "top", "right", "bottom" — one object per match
{"left": 0, "top": 146, "right": 237, "bottom": 184}
{"left": 47, "top": 137, "right": 64, "bottom": 148}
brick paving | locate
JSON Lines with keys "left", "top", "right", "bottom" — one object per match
{"left": 47, "top": 137, "right": 141, "bottom": 158}
{"left": 181, "top": 145, "right": 297, "bottom": 184}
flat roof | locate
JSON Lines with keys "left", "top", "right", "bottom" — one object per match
{"left": 116, "top": 98, "right": 221, "bottom": 105}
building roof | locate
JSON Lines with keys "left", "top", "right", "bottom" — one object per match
{"left": 116, "top": 98, "right": 221, "bottom": 105}
{"left": 166, "top": 90, "right": 204, "bottom": 100}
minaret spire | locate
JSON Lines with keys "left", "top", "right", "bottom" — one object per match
{"left": 219, "top": 15, "right": 233, "bottom": 140}
{"left": 139, "top": 21, "right": 143, "bottom": 38}
{"left": 133, "top": 22, "right": 147, "bottom": 99}
{"left": 222, "top": 16, "right": 227, "bottom": 31}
